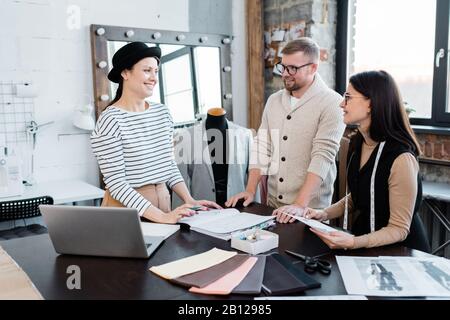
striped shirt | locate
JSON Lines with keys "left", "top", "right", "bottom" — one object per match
{"left": 91, "top": 103, "right": 184, "bottom": 216}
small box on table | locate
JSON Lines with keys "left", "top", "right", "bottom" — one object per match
{"left": 231, "top": 229, "right": 278, "bottom": 255}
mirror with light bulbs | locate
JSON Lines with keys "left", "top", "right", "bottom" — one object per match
{"left": 90, "top": 24, "right": 233, "bottom": 125}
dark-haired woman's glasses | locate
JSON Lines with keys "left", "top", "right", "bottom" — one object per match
{"left": 343, "top": 93, "right": 368, "bottom": 106}
{"left": 275, "top": 62, "right": 314, "bottom": 76}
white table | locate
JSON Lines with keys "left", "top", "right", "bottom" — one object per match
{"left": 422, "top": 181, "right": 450, "bottom": 255}
{"left": 0, "top": 180, "right": 105, "bottom": 205}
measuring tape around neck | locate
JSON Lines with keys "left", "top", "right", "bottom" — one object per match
{"left": 343, "top": 141, "right": 386, "bottom": 232}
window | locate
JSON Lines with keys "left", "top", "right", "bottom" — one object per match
{"left": 194, "top": 47, "right": 222, "bottom": 116}
{"left": 160, "top": 46, "right": 196, "bottom": 123}
{"left": 338, "top": 0, "right": 450, "bottom": 126}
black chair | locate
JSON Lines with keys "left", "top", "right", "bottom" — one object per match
{"left": 0, "top": 196, "right": 53, "bottom": 241}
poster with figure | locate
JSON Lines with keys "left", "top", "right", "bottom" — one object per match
{"left": 336, "top": 256, "right": 450, "bottom": 297}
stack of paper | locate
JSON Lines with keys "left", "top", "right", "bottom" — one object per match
{"left": 179, "top": 208, "right": 275, "bottom": 240}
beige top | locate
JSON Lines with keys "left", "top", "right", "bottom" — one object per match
{"left": 324, "top": 131, "right": 419, "bottom": 249}
{"left": 249, "top": 74, "right": 345, "bottom": 209}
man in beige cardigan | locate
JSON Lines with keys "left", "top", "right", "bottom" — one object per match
{"left": 226, "top": 38, "right": 345, "bottom": 223}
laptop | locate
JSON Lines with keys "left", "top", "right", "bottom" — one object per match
{"left": 39, "top": 205, "right": 164, "bottom": 259}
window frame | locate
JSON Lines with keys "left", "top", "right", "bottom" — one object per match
{"left": 158, "top": 46, "right": 200, "bottom": 121}
{"left": 336, "top": 0, "right": 450, "bottom": 127}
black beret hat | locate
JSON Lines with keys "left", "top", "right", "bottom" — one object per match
{"left": 107, "top": 42, "right": 161, "bottom": 83}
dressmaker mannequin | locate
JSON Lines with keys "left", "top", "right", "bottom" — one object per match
{"left": 172, "top": 108, "right": 258, "bottom": 208}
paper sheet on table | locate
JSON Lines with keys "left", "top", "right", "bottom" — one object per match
{"left": 140, "top": 222, "right": 179, "bottom": 239}
{"left": 336, "top": 256, "right": 450, "bottom": 297}
{"left": 189, "top": 257, "right": 258, "bottom": 295}
{"left": 283, "top": 212, "right": 337, "bottom": 233}
{"left": 0, "top": 247, "right": 43, "bottom": 300}
{"left": 149, "top": 248, "right": 236, "bottom": 280}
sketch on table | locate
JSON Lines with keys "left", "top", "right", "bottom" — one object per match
{"left": 365, "top": 262, "right": 403, "bottom": 292}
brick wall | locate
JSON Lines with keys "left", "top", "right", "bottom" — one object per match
{"left": 416, "top": 133, "right": 450, "bottom": 183}
{"left": 263, "top": 0, "right": 337, "bottom": 102}
{"left": 417, "top": 133, "right": 450, "bottom": 161}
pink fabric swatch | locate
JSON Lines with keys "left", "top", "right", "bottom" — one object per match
{"left": 189, "top": 257, "right": 258, "bottom": 295}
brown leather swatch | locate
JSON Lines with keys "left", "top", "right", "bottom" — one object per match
{"left": 171, "top": 254, "right": 249, "bottom": 288}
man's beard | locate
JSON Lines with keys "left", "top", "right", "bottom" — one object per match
{"left": 283, "top": 78, "right": 300, "bottom": 92}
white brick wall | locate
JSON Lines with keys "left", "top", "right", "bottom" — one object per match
{"left": 0, "top": 0, "right": 189, "bottom": 186}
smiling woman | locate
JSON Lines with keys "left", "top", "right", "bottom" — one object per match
{"left": 106, "top": 42, "right": 161, "bottom": 109}
{"left": 90, "top": 41, "right": 222, "bottom": 225}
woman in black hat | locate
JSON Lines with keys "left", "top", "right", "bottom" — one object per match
{"left": 91, "top": 42, "right": 221, "bottom": 224}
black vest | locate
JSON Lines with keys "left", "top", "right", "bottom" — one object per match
{"left": 347, "top": 139, "right": 430, "bottom": 252}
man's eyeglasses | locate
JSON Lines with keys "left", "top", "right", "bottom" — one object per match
{"left": 342, "top": 93, "right": 368, "bottom": 106}
{"left": 275, "top": 62, "right": 314, "bottom": 76}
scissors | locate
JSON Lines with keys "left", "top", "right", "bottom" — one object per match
{"left": 285, "top": 250, "right": 332, "bottom": 275}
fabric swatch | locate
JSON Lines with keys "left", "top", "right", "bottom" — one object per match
{"left": 232, "top": 255, "right": 266, "bottom": 295}
{"left": 149, "top": 247, "right": 236, "bottom": 279}
{"left": 189, "top": 256, "right": 258, "bottom": 295}
{"left": 262, "top": 254, "right": 313, "bottom": 295}
{"left": 171, "top": 254, "right": 249, "bottom": 288}
{"left": 271, "top": 253, "right": 321, "bottom": 290}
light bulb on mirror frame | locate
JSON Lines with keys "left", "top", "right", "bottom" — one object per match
{"left": 97, "top": 61, "right": 107, "bottom": 69}
{"left": 96, "top": 27, "right": 105, "bottom": 36}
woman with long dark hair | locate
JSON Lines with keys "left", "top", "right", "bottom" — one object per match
{"left": 305, "top": 70, "right": 430, "bottom": 252}
{"left": 91, "top": 42, "right": 221, "bottom": 224}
